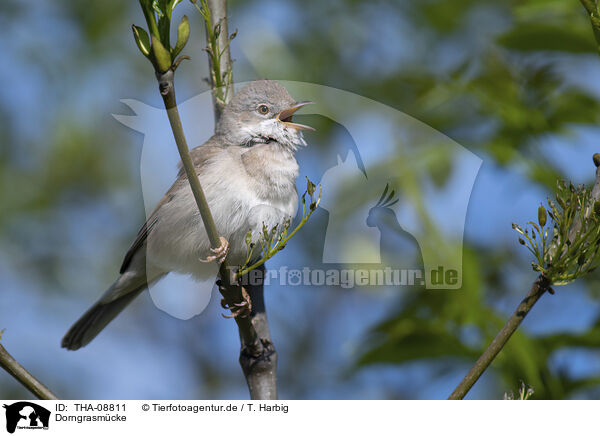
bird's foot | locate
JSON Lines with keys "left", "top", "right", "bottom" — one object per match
{"left": 200, "top": 236, "right": 230, "bottom": 264}
{"left": 219, "top": 285, "right": 252, "bottom": 319}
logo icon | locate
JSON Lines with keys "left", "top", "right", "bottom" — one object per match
{"left": 2, "top": 402, "right": 50, "bottom": 434}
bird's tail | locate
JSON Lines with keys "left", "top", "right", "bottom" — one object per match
{"left": 61, "top": 273, "right": 153, "bottom": 351}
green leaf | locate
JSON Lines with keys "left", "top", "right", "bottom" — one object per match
{"left": 172, "top": 15, "right": 190, "bottom": 58}
{"left": 132, "top": 25, "right": 151, "bottom": 57}
{"left": 151, "top": 34, "right": 172, "bottom": 73}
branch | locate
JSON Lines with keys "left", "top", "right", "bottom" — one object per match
{"left": 197, "top": 0, "right": 277, "bottom": 400}
{"left": 447, "top": 275, "right": 549, "bottom": 399}
{"left": 0, "top": 332, "right": 58, "bottom": 400}
{"left": 239, "top": 266, "right": 277, "bottom": 399}
{"left": 448, "top": 154, "right": 600, "bottom": 399}
{"left": 581, "top": 0, "right": 597, "bottom": 15}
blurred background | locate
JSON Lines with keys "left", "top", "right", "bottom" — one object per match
{"left": 2, "top": 0, "right": 600, "bottom": 399}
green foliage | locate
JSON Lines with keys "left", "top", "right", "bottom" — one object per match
{"left": 498, "top": 23, "right": 597, "bottom": 53}
{"left": 172, "top": 15, "right": 190, "bottom": 58}
{"left": 132, "top": 25, "right": 151, "bottom": 57}
{"left": 513, "top": 179, "right": 600, "bottom": 285}
{"left": 134, "top": 0, "right": 189, "bottom": 72}
{"left": 191, "top": 0, "right": 236, "bottom": 107}
{"left": 464, "top": 55, "right": 599, "bottom": 176}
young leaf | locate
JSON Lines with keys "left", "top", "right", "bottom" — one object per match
{"left": 306, "top": 178, "right": 316, "bottom": 196}
{"left": 132, "top": 25, "right": 151, "bottom": 57}
{"left": 172, "top": 15, "right": 190, "bottom": 58}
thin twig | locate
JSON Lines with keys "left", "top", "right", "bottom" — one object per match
{"left": 447, "top": 275, "right": 549, "bottom": 399}
{"left": 579, "top": 0, "right": 600, "bottom": 49}
{"left": 155, "top": 69, "right": 263, "bottom": 357}
{"left": 448, "top": 154, "right": 600, "bottom": 399}
{"left": 580, "top": 0, "right": 597, "bottom": 15}
{"left": 0, "top": 334, "right": 58, "bottom": 400}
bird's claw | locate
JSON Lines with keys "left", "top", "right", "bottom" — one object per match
{"left": 220, "top": 286, "right": 252, "bottom": 319}
{"left": 200, "top": 236, "right": 229, "bottom": 264}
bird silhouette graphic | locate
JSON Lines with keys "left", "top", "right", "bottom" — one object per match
{"left": 366, "top": 184, "right": 424, "bottom": 272}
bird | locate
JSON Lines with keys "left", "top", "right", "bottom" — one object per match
{"left": 61, "top": 80, "right": 314, "bottom": 350}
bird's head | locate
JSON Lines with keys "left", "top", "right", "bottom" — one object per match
{"left": 216, "top": 80, "right": 314, "bottom": 150}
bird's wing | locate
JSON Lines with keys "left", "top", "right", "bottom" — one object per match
{"left": 119, "top": 215, "right": 158, "bottom": 274}
{"left": 119, "top": 142, "right": 224, "bottom": 274}
{"left": 119, "top": 196, "right": 167, "bottom": 274}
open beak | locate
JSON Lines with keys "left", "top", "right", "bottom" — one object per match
{"left": 277, "top": 101, "right": 315, "bottom": 131}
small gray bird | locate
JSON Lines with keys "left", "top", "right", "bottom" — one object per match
{"left": 62, "top": 80, "right": 313, "bottom": 350}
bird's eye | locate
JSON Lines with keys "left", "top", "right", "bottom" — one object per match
{"left": 257, "top": 105, "right": 269, "bottom": 115}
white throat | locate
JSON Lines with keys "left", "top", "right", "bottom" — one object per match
{"left": 241, "top": 119, "right": 307, "bottom": 150}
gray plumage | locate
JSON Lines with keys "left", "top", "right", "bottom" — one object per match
{"left": 62, "top": 80, "right": 311, "bottom": 350}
